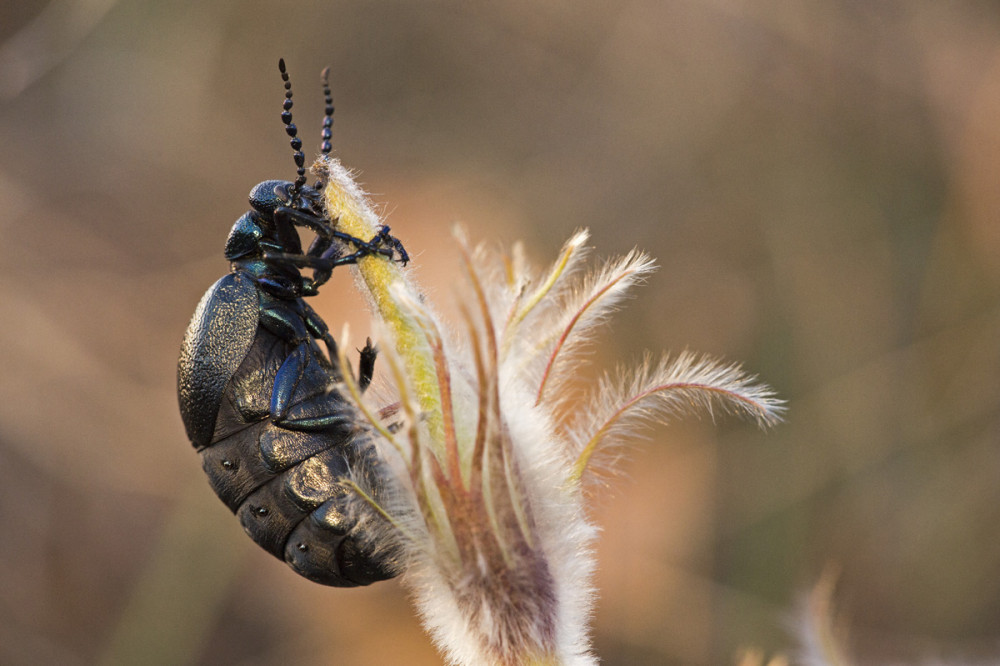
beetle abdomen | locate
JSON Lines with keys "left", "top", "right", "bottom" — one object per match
{"left": 198, "top": 324, "right": 394, "bottom": 586}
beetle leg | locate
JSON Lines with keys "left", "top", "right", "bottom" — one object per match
{"left": 306, "top": 234, "right": 336, "bottom": 289}
{"left": 301, "top": 302, "right": 339, "bottom": 362}
{"left": 271, "top": 344, "right": 310, "bottom": 420}
{"left": 273, "top": 206, "right": 340, "bottom": 271}
{"left": 264, "top": 250, "right": 365, "bottom": 270}
{"left": 260, "top": 301, "right": 311, "bottom": 341}
{"left": 324, "top": 225, "right": 408, "bottom": 264}
{"left": 358, "top": 338, "right": 377, "bottom": 392}
{"left": 271, "top": 343, "right": 354, "bottom": 431}
{"left": 263, "top": 221, "right": 407, "bottom": 274}
{"left": 273, "top": 206, "right": 332, "bottom": 236}
{"left": 370, "top": 225, "right": 410, "bottom": 266}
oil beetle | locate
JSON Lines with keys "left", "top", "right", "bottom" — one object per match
{"left": 178, "top": 60, "right": 406, "bottom": 586}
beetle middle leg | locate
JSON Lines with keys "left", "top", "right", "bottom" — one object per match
{"left": 271, "top": 343, "right": 353, "bottom": 431}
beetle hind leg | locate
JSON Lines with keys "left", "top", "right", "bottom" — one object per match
{"left": 358, "top": 338, "right": 376, "bottom": 391}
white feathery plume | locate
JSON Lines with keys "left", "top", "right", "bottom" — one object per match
{"left": 315, "top": 155, "right": 783, "bottom": 666}
{"left": 527, "top": 248, "right": 658, "bottom": 411}
{"left": 567, "top": 352, "right": 784, "bottom": 482}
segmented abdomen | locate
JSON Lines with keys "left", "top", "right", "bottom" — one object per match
{"left": 198, "top": 325, "right": 394, "bottom": 587}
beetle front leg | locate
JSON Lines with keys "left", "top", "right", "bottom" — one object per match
{"left": 370, "top": 226, "right": 410, "bottom": 266}
{"left": 274, "top": 205, "right": 334, "bottom": 238}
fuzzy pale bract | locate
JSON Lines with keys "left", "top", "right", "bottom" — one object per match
{"left": 317, "top": 156, "right": 783, "bottom": 666}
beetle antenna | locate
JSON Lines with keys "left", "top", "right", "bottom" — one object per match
{"left": 320, "top": 66, "right": 334, "bottom": 156}
{"left": 278, "top": 58, "right": 307, "bottom": 202}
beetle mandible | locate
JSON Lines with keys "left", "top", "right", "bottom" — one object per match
{"left": 178, "top": 59, "right": 405, "bottom": 586}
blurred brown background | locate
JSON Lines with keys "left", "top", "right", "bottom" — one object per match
{"left": 2, "top": 1, "right": 999, "bottom": 664}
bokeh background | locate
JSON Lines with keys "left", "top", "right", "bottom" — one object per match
{"left": 2, "top": 1, "right": 999, "bottom": 664}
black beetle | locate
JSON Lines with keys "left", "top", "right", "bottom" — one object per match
{"left": 178, "top": 60, "right": 404, "bottom": 586}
